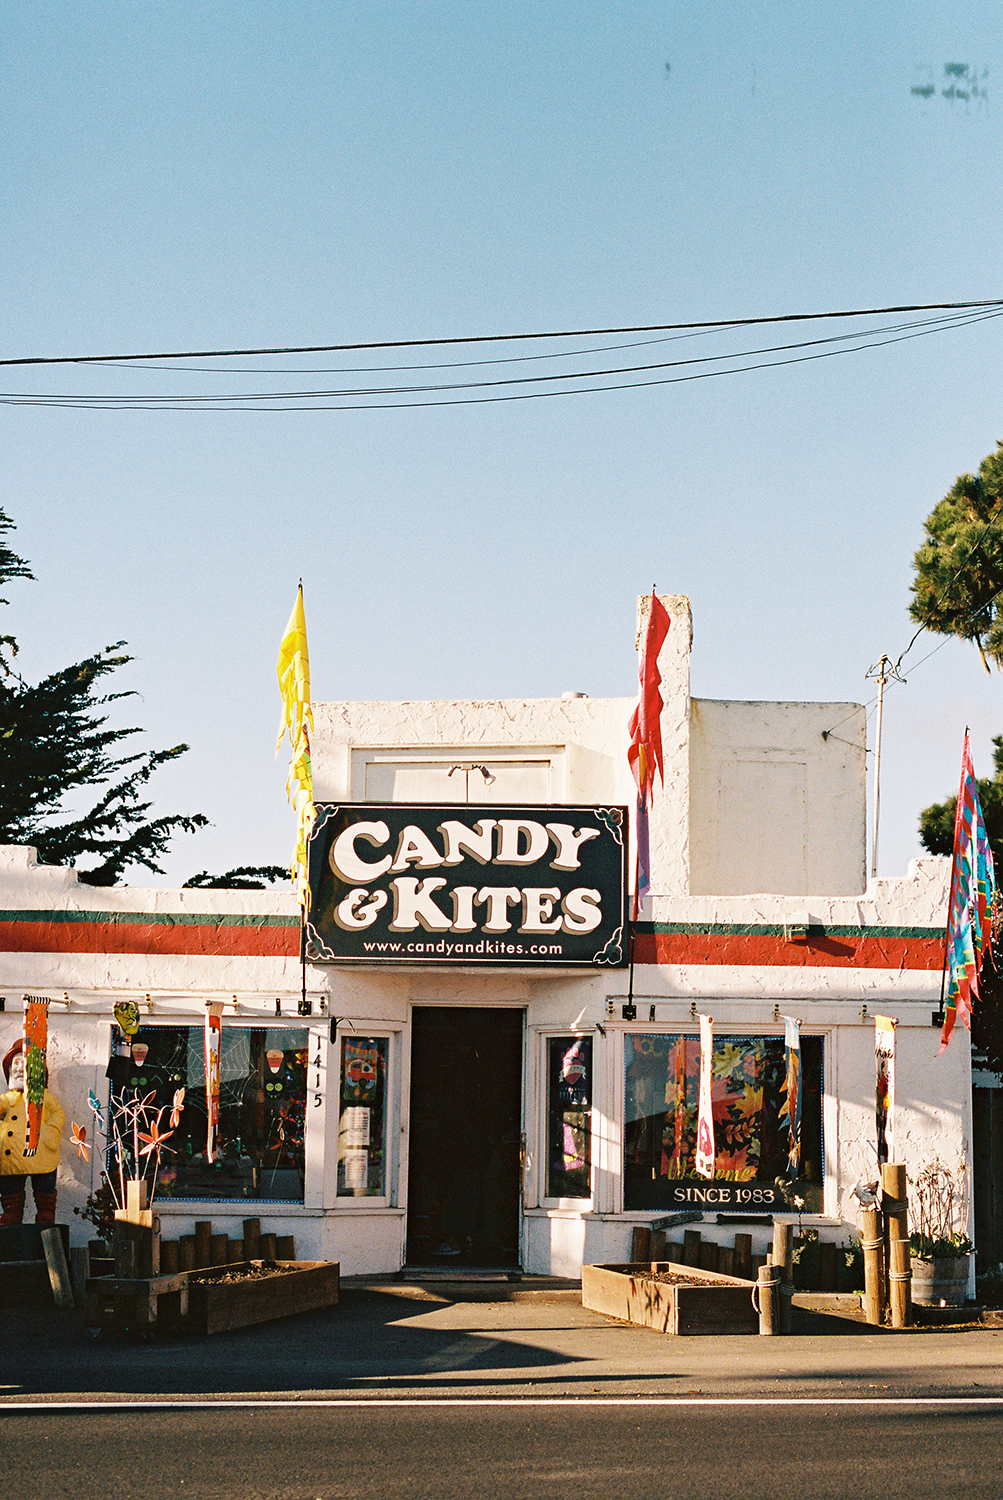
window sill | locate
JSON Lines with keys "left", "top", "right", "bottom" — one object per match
{"left": 156, "top": 1202, "right": 324, "bottom": 1217}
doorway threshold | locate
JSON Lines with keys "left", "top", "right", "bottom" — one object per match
{"left": 400, "top": 1266, "right": 522, "bottom": 1282}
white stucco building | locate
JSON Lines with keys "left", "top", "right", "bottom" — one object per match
{"left": 1, "top": 595, "right": 964, "bottom": 1277}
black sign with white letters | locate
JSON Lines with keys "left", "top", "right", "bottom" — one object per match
{"left": 305, "top": 803, "right": 627, "bottom": 966}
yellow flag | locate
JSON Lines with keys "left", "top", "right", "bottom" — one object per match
{"left": 276, "top": 585, "right": 312, "bottom": 755}
{"left": 276, "top": 586, "right": 315, "bottom": 914}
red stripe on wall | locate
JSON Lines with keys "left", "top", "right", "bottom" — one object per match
{"left": 0, "top": 920, "right": 299, "bottom": 959}
{"left": 1, "top": 920, "right": 943, "bottom": 970}
{"left": 633, "top": 930, "right": 945, "bottom": 969}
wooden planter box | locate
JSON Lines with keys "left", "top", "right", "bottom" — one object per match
{"left": 186, "top": 1259, "right": 340, "bottom": 1336}
{"left": 583, "top": 1261, "right": 759, "bottom": 1336}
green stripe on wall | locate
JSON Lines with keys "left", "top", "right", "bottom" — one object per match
{"left": 636, "top": 922, "right": 942, "bottom": 939}
{"left": 0, "top": 909, "right": 299, "bottom": 929}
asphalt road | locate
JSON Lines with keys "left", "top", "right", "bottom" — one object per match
{"left": 3, "top": 1401, "right": 1002, "bottom": 1500}
{"left": 6, "top": 1285, "right": 1003, "bottom": 1498}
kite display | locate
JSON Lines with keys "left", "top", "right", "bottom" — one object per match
{"left": 781, "top": 1016, "right": 802, "bottom": 1180}
{"left": 941, "top": 732, "right": 996, "bottom": 1050}
{"left": 695, "top": 1013, "right": 715, "bottom": 1179}
{"left": 875, "top": 1015, "right": 897, "bottom": 1165}
{"left": 22, "top": 996, "right": 50, "bottom": 1158}
{"left": 627, "top": 592, "right": 671, "bottom": 907}
{"left": 204, "top": 1003, "right": 223, "bottom": 1162}
{"left": 276, "top": 584, "right": 316, "bottom": 914}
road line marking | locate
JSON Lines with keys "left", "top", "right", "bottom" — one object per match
{"left": 2, "top": 1396, "right": 1003, "bottom": 1411}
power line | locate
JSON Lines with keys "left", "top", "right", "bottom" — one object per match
{"left": 1, "top": 298, "right": 1000, "bottom": 369}
{"left": 3, "top": 306, "right": 999, "bottom": 412}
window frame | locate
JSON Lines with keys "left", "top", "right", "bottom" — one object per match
{"left": 617, "top": 1023, "right": 832, "bottom": 1218}
{"left": 105, "top": 1019, "right": 325, "bottom": 1213}
{"left": 330, "top": 1027, "right": 399, "bottom": 1210}
{"left": 536, "top": 1029, "right": 596, "bottom": 1211}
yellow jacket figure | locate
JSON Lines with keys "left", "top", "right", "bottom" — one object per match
{"left": 0, "top": 1039, "right": 65, "bottom": 1225}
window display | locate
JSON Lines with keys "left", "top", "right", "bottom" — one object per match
{"left": 108, "top": 1024, "right": 308, "bottom": 1201}
{"left": 623, "top": 1032, "right": 824, "bottom": 1212}
{"left": 546, "top": 1036, "right": 592, "bottom": 1199}
{"left": 337, "top": 1036, "right": 388, "bottom": 1196}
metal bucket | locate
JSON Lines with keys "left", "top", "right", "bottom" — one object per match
{"left": 910, "top": 1256, "right": 970, "bottom": 1308}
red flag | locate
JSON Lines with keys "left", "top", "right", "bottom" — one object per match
{"left": 628, "top": 594, "right": 671, "bottom": 904}
{"left": 628, "top": 593, "right": 671, "bottom": 800}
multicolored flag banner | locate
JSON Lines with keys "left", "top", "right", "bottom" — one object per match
{"left": 627, "top": 592, "right": 671, "bottom": 909}
{"left": 203, "top": 1002, "right": 223, "bottom": 1163}
{"left": 781, "top": 1016, "right": 802, "bottom": 1180}
{"left": 22, "top": 995, "right": 50, "bottom": 1158}
{"left": 875, "top": 1015, "right": 897, "bottom": 1165}
{"left": 695, "top": 1013, "right": 715, "bottom": 1179}
{"left": 277, "top": 585, "right": 316, "bottom": 915}
{"left": 940, "top": 731, "right": 996, "bottom": 1051}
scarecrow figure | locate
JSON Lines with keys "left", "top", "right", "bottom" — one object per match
{"left": 0, "top": 1040, "right": 65, "bottom": 1226}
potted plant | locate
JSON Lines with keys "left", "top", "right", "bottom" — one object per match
{"left": 908, "top": 1156, "right": 973, "bottom": 1307}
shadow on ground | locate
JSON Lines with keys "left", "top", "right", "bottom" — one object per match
{"left": 0, "top": 1288, "right": 597, "bottom": 1397}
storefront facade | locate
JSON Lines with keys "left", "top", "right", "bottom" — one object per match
{"left": 0, "top": 595, "right": 968, "bottom": 1275}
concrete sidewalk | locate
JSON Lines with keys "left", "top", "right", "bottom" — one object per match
{"left": 2, "top": 1276, "right": 1002, "bottom": 1404}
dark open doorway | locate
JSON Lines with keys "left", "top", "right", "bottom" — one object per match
{"left": 406, "top": 1006, "right": 524, "bottom": 1268}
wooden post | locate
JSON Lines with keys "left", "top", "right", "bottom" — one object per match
{"left": 194, "top": 1220, "right": 213, "bottom": 1269}
{"left": 733, "top": 1232, "right": 752, "bottom": 1281}
{"left": 117, "top": 1236, "right": 137, "bottom": 1280}
{"left": 630, "top": 1225, "right": 651, "bottom": 1262}
{"left": 243, "top": 1217, "right": 261, "bottom": 1262}
{"left": 211, "top": 1234, "right": 229, "bottom": 1267}
{"left": 888, "top": 1237, "right": 911, "bottom": 1328}
{"left": 228, "top": 1239, "right": 245, "bottom": 1264}
{"left": 881, "top": 1162, "right": 910, "bottom": 1329}
{"left": 648, "top": 1228, "right": 667, "bottom": 1261}
{"left": 772, "top": 1221, "right": 794, "bottom": 1335}
{"left": 125, "top": 1177, "right": 149, "bottom": 1221}
{"left": 861, "top": 1207, "right": 884, "bottom": 1325}
{"left": 683, "top": 1229, "right": 702, "bottom": 1266}
{"left": 41, "top": 1227, "right": 75, "bottom": 1310}
{"left": 179, "top": 1235, "right": 196, "bottom": 1272}
{"left": 755, "top": 1261, "right": 780, "bottom": 1335}
{"left": 161, "top": 1240, "right": 180, "bottom": 1275}
{"left": 698, "top": 1240, "right": 718, "bottom": 1273}
{"left": 69, "top": 1245, "right": 89, "bottom": 1306}
{"left": 276, "top": 1235, "right": 296, "bottom": 1261}
{"left": 718, "top": 1246, "right": 735, "bottom": 1276}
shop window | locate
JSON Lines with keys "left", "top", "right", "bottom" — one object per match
{"left": 546, "top": 1036, "right": 592, "bottom": 1200}
{"left": 623, "top": 1033, "right": 824, "bottom": 1213}
{"left": 337, "top": 1037, "right": 389, "bottom": 1197}
{"left": 108, "top": 1025, "right": 308, "bottom": 1202}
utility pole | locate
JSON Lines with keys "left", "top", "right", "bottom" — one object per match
{"left": 864, "top": 654, "right": 904, "bottom": 880}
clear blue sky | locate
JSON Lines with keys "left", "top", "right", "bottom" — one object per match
{"left": 3, "top": 2, "right": 1001, "bottom": 886}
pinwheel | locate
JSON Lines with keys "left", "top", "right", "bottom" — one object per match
{"left": 87, "top": 1090, "right": 105, "bottom": 1131}
{"left": 137, "top": 1115, "right": 173, "bottom": 1159}
{"left": 169, "top": 1087, "right": 186, "bottom": 1129}
{"left": 71, "top": 1122, "right": 90, "bottom": 1162}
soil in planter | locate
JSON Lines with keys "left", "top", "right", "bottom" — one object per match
{"left": 191, "top": 1263, "right": 295, "bottom": 1286}
{"left": 645, "top": 1269, "right": 727, "bottom": 1287}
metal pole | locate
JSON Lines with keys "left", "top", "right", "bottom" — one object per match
{"left": 864, "top": 653, "right": 903, "bottom": 881}
{"left": 870, "top": 655, "right": 888, "bottom": 880}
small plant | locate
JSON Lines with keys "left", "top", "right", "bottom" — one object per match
{"left": 909, "top": 1156, "right": 973, "bottom": 1261}
{"left": 72, "top": 1178, "right": 118, "bottom": 1243}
